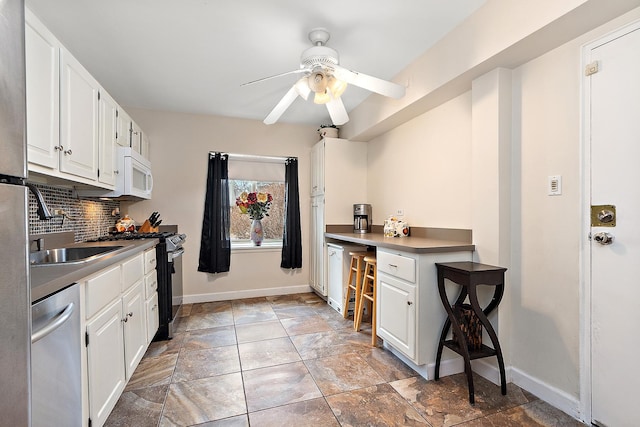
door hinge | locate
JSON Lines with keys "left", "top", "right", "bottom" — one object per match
{"left": 585, "top": 61, "right": 599, "bottom": 76}
{"left": 85, "top": 331, "right": 89, "bottom": 347}
{"left": 97, "top": 91, "right": 101, "bottom": 101}
{"left": 88, "top": 417, "right": 92, "bottom": 427}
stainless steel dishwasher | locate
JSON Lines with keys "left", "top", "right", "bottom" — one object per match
{"left": 31, "top": 283, "right": 82, "bottom": 427}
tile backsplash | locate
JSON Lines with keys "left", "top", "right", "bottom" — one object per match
{"left": 28, "top": 183, "right": 121, "bottom": 242}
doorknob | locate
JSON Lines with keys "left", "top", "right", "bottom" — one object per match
{"left": 593, "top": 232, "right": 615, "bottom": 245}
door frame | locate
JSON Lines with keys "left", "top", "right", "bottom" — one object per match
{"left": 579, "top": 18, "right": 640, "bottom": 424}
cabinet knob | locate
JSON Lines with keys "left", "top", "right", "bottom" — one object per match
{"left": 54, "top": 145, "right": 63, "bottom": 151}
{"left": 407, "top": 301, "right": 413, "bottom": 306}
{"left": 121, "top": 317, "right": 128, "bottom": 323}
{"left": 64, "top": 149, "right": 73, "bottom": 155}
{"left": 127, "top": 312, "right": 134, "bottom": 318}
{"left": 114, "top": 170, "right": 119, "bottom": 175}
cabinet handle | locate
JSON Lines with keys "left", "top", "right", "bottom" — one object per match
{"left": 54, "top": 145, "right": 63, "bottom": 151}
{"left": 388, "top": 264, "right": 398, "bottom": 268}
{"left": 152, "top": 304, "right": 157, "bottom": 311}
{"left": 407, "top": 301, "right": 413, "bottom": 306}
{"left": 114, "top": 170, "right": 119, "bottom": 175}
{"left": 121, "top": 317, "right": 128, "bottom": 323}
{"left": 64, "top": 149, "right": 72, "bottom": 155}
{"left": 127, "top": 312, "right": 134, "bottom": 318}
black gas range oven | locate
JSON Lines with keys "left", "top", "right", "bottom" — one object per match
{"left": 91, "top": 229, "right": 186, "bottom": 341}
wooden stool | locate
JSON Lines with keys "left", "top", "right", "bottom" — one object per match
{"left": 354, "top": 255, "right": 378, "bottom": 346}
{"left": 343, "top": 251, "right": 372, "bottom": 322}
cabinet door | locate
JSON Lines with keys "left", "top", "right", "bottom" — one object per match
{"left": 116, "top": 108, "right": 131, "bottom": 147}
{"left": 60, "top": 49, "right": 99, "bottom": 180}
{"left": 310, "top": 196, "right": 326, "bottom": 295}
{"left": 141, "top": 132, "right": 151, "bottom": 161}
{"left": 98, "top": 89, "right": 118, "bottom": 187}
{"left": 130, "top": 121, "right": 142, "bottom": 154}
{"left": 86, "top": 299, "right": 126, "bottom": 427}
{"left": 377, "top": 272, "right": 416, "bottom": 360}
{"left": 311, "top": 140, "right": 324, "bottom": 196}
{"left": 122, "top": 281, "right": 147, "bottom": 379}
{"left": 25, "top": 11, "right": 60, "bottom": 170}
{"left": 145, "top": 292, "right": 159, "bottom": 344}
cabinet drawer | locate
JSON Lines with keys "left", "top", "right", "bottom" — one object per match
{"left": 145, "top": 292, "right": 159, "bottom": 344}
{"left": 122, "top": 253, "right": 144, "bottom": 291}
{"left": 144, "top": 248, "right": 157, "bottom": 275}
{"left": 144, "top": 271, "right": 158, "bottom": 300}
{"left": 377, "top": 250, "right": 416, "bottom": 283}
{"left": 85, "top": 265, "right": 121, "bottom": 319}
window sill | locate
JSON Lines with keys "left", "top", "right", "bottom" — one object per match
{"left": 231, "top": 241, "right": 282, "bottom": 252}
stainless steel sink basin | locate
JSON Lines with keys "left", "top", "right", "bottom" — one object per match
{"left": 30, "top": 246, "right": 125, "bottom": 265}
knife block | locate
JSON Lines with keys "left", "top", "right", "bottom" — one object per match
{"left": 138, "top": 220, "right": 158, "bottom": 233}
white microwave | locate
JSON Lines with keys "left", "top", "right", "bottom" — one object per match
{"left": 117, "top": 147, "right": 153, "bottom": 199}
{"left": 77, "top": 147, "right": 152, "bottom": 200}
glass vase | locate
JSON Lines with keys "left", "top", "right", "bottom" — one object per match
{"left": 250, "top": 219, "right": 264, "bottom": 246}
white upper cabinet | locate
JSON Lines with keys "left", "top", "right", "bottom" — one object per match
{"left": 98, "top": 89, "right": 118, "bottom": 187}
{"left": 116, "top": 108, "right": 131, "bottom": 148}
{"left": 130, "top": 120, "right": 142, "bottom": 154}
{"left": 59, "top": 48, "right": 99, "bottom": 181}
{"left": 25, "top": 9, "right": 59, "bottom": 170}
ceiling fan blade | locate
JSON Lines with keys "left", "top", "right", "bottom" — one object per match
{"left": 332, "top": 64, "right": 405, "bottom": 99}
{"left": 326, "top": 96, "right": 349, "bottom": 125}
{"left": 241, "top": 68, "right": 310, "bottom": 87}
{"left": 263, "top": 85, "right": 299, "bottom": 125}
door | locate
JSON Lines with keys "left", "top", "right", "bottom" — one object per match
{"left": 60, "top": 48, "right": 99, "bottom": 180}
{"left": 377, "top": 272, "right": 416, "bottom": 360}
{"left": 587, "top": 23, "right": 640, "bottom": 427}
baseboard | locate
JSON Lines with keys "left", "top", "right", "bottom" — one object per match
{"left": 510, "top": 366, "right": 581, "bottom": 420}
{"left": 183, "top": 284, "right": 314, "bottom": 304}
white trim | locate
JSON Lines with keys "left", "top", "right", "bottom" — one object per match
{"left": 231, "top": 241, "right": 283, "bottom": 252}
{"left": 225, "top": 153, "right": 290, "bottom": 164}
{"left": 579, "top": 18, "right": 640, "bottom": 424}
{"left": 183, "top": 284, "right": 314, "bottom": 304}
{"left": 511, "top": 367, "right": 582, "bottom": 421}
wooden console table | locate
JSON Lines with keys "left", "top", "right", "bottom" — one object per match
{"left": 434, "top": 262, "right": 507, "bottom": 404}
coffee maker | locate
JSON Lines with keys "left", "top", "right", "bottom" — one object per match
{"left": 353, "top": 204, "right": 372, "bottom": 233}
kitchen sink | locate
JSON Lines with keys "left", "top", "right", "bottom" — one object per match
{"left": 30, "top": 246, "right": 125, "bottom": 265}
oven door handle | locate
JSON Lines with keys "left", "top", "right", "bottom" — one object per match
{"left": 31, "top": 302, "right": 75, "bottom": 344}
{"left": 168, "top": 248, "right": 184, "bottom": 261}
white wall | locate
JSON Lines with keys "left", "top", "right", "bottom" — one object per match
{"left": 122, "top": 109, "right": 318, "bottom": 302}
{"left": 366, "top": 92, "right": 472, "bottom": 228}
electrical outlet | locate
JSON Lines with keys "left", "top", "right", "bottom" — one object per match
{"left": 53, "top": 209, "right": 65, "bottom": 216}
{"left": 396, "top": 209, "right": 404, "bottom": 216}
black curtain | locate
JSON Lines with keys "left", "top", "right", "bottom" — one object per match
{"left": 281, "top": 157, "right": 302, "bottom": 269}
{"left": 198, "top": 152, "right": 231, "bottom": 273}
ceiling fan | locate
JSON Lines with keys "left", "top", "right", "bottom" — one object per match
{"left": 242, "top": 28, "right": 406, "bottom": 126}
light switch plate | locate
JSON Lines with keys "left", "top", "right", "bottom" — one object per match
{"left": 548, "top": 175, "right": 562, "bottom": 195}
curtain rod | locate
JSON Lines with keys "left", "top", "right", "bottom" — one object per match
{"left": 209, "top": 152, "right": 296, "bottom": 163}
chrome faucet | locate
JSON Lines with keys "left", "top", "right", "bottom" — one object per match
{"left": 25, "top": 183, "right": 53, "bottom": 220}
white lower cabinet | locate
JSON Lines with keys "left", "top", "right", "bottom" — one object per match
{"left": 86, "top": 299, "right": 125, "bottom": 427}
{"left": 376, "top": 248, "right": 472, "bottom": 367}
{"left": 83, "top": 251, "right": 156, "bottom": 427}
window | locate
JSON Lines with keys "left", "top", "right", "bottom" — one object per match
{"left": 229, "top": 180, "right": 285, "bottom": 242}
{"left": 227, "top": 155, "right": 286, "bottom": 247}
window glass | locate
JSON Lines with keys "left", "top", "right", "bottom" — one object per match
{"left": 229, "top": 180, "right": 285, "bottom": 242}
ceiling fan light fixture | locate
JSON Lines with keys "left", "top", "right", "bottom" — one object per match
{"left": 308, "top": 70, "right": 328, "bottom": 94}
{"left": 327, "top": 75, "right": 347, "bottom": 98}
{"left": 313, "top": 89, "right": 332, "bottom": 105}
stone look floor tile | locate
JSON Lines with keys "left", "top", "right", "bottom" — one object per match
{"left": 326, "top": 383, "right": 430, "bottom": 426}
{"left": 161, "top": 373, "right": 246, "bottom": 426}
{"left": 305, "top": 352, "right": 386, "bottom": 396}
{"left": 391, "top": 373, "right": 533, "bottom": 426}
{"left": 124, "top": 353, "right": 178, "bottom": 391}
{"left": 104, "top": 384, "right": 168, "bottom": 427}
{"left": 235, "top": 320, "right": 287, "bottom": 344}
{"left": 182, "top": 324, "right": 237, "bottom": 350}
{"left": 242, "top": 361, "right": 323, "bottom": 412}
{"left": 173, "top": 345, "right": 240, "bottom": 382}
{"left": 106, "top": 293, "right": 582, "bottom": 427}
{"left": 238, "top": 337, "right": 301, "bottom": 371}
{"left": 249, "top": 397, "right": 340, "bottom": 427}
{"left": 280, "top": 314, "right": 334, "bottom": 336}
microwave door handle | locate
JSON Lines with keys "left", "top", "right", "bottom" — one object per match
{"left": 147, "top": 172, "right": 153, "bottom": 193}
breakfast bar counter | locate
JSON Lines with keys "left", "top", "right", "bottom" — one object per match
{"left": 325, "top": 227, "right": 475, "bottom": 254}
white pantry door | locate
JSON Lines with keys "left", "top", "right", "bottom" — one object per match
{"left": 588, "top": 23, "right": 640, "bottom": 427}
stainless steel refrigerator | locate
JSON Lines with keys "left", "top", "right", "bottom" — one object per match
{"left": 0, "top": 0, "right": 31, "bottom": 424}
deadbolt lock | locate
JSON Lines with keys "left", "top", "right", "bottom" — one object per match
{"left": 591, "top": 204, "right": 616, "bottom": 227}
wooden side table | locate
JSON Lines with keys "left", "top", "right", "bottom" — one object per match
{"left": 434, "top": 262, "right": 507, "bottom": 404}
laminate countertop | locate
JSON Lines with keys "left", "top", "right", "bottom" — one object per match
{"left": 324, "top": 232, "right": 475, "bottom": 254}
{"left": 30, "top": 239, "right": 158, "bottom": 303}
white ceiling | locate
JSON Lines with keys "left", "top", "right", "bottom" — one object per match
{"left": 25, "top": 0, "right": 484, "bottom": 127}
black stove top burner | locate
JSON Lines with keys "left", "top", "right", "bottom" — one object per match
{"left": 90, "top": 231, "right": 174, "bottom": 242}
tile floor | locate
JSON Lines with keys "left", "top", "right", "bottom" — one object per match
{"left": 105, "top": 293, "right": 584, "bottom": 427}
